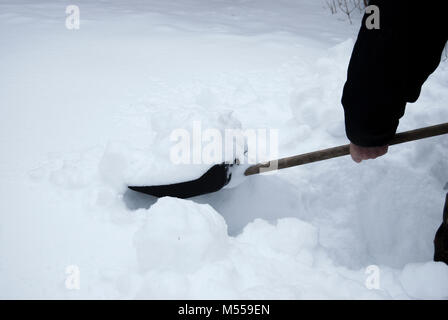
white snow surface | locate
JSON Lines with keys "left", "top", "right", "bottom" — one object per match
{"left": 1, "top": 0, "right": 448, "bottom": 299}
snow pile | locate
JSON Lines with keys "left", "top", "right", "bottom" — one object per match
{"left": 400, "top": 262, "right": 448, "bottom": 299}
{"left": 1, "top": 0, "right": 447, "bottom": 299}
{"left": 134, "top": 198, "right": 230, "bottom": 274}
{"left": 124, "top": 197, "right": 448, "bottom": 299}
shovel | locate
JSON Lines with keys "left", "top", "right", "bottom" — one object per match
{"left": 129, "top": 122, "right": 448, "bottom": 199}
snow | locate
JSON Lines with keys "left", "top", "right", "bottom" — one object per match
{"left": 400, "top": 262, "right": 448, "bottom": 299}
{"left": 1, "top": 0, "right": 448, "bottom": 299}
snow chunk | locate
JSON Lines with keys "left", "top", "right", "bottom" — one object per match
{"left": 237, "top": 218, "right": 318, "bottom": 256}
{"left": 400, "top": 262, "right": 448, "bottom": 299}
{"left": 134, "top": 197, "right": 229, "bottom": 273}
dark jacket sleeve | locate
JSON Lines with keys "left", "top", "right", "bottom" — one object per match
{"left": 341, "top": 0, "right": 448, "bottom": 147}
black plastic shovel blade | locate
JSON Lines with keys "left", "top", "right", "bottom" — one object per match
{"left": 128, "top": 163, "right": 232, "bottom": 199}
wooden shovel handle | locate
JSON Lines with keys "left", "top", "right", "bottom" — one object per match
{"left": 244, "top": 122, "right": 448, "bottom": 176}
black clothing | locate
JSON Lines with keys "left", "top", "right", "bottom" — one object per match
{"left": 434, "top": 193, "right": 448, "bottom": 264}
{"left": 342, "top": 1, "right": 448, "bottom": 147}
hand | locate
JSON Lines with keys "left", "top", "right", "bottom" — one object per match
{"left": 350, "top": 143, "right": 388, "bottom": 163}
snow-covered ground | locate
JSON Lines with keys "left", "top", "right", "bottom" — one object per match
{"left": 1, "top": 0, "right": 448, "bottom": 299}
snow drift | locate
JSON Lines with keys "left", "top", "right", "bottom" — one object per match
{"left": 1, "top": 0, "right": 447, "bottom": 299}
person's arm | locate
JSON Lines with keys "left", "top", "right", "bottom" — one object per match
{"left": 342, "top": 0, "right": 447, "bottom": 161}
